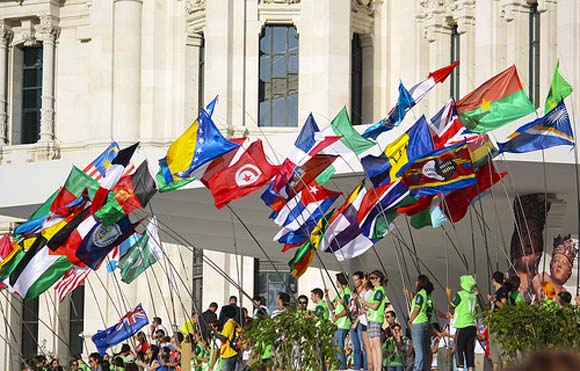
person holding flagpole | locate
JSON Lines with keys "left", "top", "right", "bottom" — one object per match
{"left": 358, "top": 270, "right": 388, "bottom": 371}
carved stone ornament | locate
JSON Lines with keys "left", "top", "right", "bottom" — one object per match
{"left": 40, "top": 107, "right": 55, "bottom": 140}
{"left": 0, "top": 22, "right": 13, "bottom": 45}
{"left": 500, "top": 0, "right": 532, "bottom": 22}
{"left": 37, "top": 14, "right": 60, "bottom": 43}
{"left": 352, "top": 0, "right": 383, "bottom": 16}
{"left": 185, "top": 0, "right": 206, "bottom": 14}
{"left": 260, "top": 0, "right": 301, "bottom": 4}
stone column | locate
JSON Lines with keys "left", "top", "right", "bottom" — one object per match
{"left": 185, "top": 33, "right": 203, "bottom": 126}
{"left": 37, "top": 15, "right": 59, "bottom": 143}
{"left": 500, "top": 1, "right": 532, "bottom": 75}
{"left": 0, "top": 22, "right": 11, "bottom": 144}
{"left": 453, "top": 1, "right": 475, "bottom": 96}
{"left": 112, "top": 0, "right": 143, "bottom": 142}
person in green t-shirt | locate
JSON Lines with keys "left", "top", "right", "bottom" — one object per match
{"left": 383, "top": 324, "right": 412, "bottom": 371}
{"left": 446, "top": 274, "right": 477, "bottom": 371}
{"left": 409, "top": 274, "right": 433, "bottom": 371}
{"left": 359, "top": 269, "right": 388, "bottom": 371}
{"left": 507, "top": 275, "right": 525, "bottom": 305}
{"left": 324, "top": 272, "right": 352, "bottom": 370}
{"left": 310, "top": 288, "right": 329, "bottom": 320}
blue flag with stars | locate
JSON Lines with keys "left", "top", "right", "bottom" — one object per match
{"left": 498, "top": 101, "right": 574, "bottom": 154}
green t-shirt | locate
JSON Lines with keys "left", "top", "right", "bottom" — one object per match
{"left": 509, "top": 290, "right": 524, "bottom": 305}
{"left": 411, "top": 289, "right": 429, "bottom": 325}
{"left": 382, "top": 336, "right": 408, "bottom": 367}
{"left": 209, "top": 338, "right": 222, "bottom": 371}
{"left": 451, "top": 290, "right": 477, "bottom": 328}
{"left": 334, "top": 287, "right": 352, "bottom": 329}
{"left": 315, "top": 299, "right": 330, "bottom": 320}
{"left": 368, "top": 285, "right": 386, "bottom": 323}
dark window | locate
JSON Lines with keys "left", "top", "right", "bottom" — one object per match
{"left": 69, "top": 285, "right": 85, "bottom": 356}
{"left": 192, "top": 248, "right": 203, "bottom": 311}
{"left": 258, "top": 25, "right": 299, "bottom": 127}
{"left": 351, "top": 34, "right": 363, "bottom": 125}
{"left": 198, "top": 33, "right": 205, "bottom": 114}
{"left": 255, "top": 260, "right": 297, "bottom": 311}
{"left": 21, "top": 297, "right": 39, "bottom": 359}
{"left": 450, "top": 25, "right": 460, "bottom": 99}
{"left": 529, "top": 3, "right": 540, "bottom": 108}
{"left": 21, "top": 46, "right": 43, "bottom": 144}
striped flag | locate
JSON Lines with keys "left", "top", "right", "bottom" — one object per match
{"left": 54, "top": 266, "right": 91, "bottom": 301}
{"left": 83, "top": 142, "right": 120, "bottom": 181}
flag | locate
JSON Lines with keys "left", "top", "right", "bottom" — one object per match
{"left": 498, "top": 101, "right": 574, "bottom": 154}
{"left": 316, "top": 107, "right": 375, "bottom": 183}
{"left": 157, "top": 97, "right": 241, "bottom": 191}
{"left": 203, "top": 139, "right": 280, "bottom": 209}
{"left": 83, "top": 142, "right": 121, "bottom": 181}
{"left": 92, "top": 304, "right": 149, "bottom": 356}
{"left": 46, "top": 208, "right": 94, "bottom": 265}
{"left": 94, "top": 161, "right": 157, "bottom": 225}
{"left": 91, "top": 142, "right": 140, "bottom": 213}
{"left": 408, "top": 197, "right": 448, "bottom": 229}
{"left": 54, "top": 266, "right": 91, "bottom": 302}
{"left": 456, "top": 65, "right": 535, "bottom": 133}
{"left": 442, "top": 161, "right": 507, "bottom": 223}
{"left": 261, "top": 154, "right": 338, "bottom": 209}
{"left": 361, "top": 115, "right": 434, "bottom": 187}
{"left": 271, "top": 183, "right": 340, "bottom": 230}
{"left": 358, "top": 181, "right": 409, "bottom": 239}
{"left": 107, "top": 231, "right": 142, "bottom": 272}
{"left": 272, "top": 114, "right": 341, "bottom": 193}
{"left": 75, "top": 215, "right": 142, "bottom": 270}
{"left": 363, "top": 62, "right": 459, "bottom": 139}
{"left": 319, "top": 183, "right": 374, "bottom": 261}
{"left": 118, "top": 218, "right": 163, "bottom": 284}
{"left": 545, "top": 60, "right": 573, "bottom": 113}
{"left": 399, "top": 143, "right": 476, "bottom": 197}
{"left": 9, "top": 234, "right": 73, "bottom": 301}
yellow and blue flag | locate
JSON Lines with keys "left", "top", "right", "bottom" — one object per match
{"left": 158, "top": 97, "right": 240, "bottom": 191}
{"left": 361, "top": 115, "right": 434, "bottom": 187}
{"left": 498, "top": 101, "right": 574, "bottom": 154}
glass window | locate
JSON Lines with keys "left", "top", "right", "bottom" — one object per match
{"left": 529, "top": 3, "right": 540, "bottom": 108}
{"left": 450, "top": 25, "right": 460, "bottom": 99}
{"left": 69, "top": 285, "right": 85, "bottom": 356}
{"left": 19, "top": 46, "right": 43, "bottom": 144}
{"left": 21, "top": 297, "right": 39, "bottom": 359}
{"left": 258, "top": 25, "right": 299, "bottom": 127}
{"left": 255, "top": 261, "right": 298, "bottom": 312}
{"left": 351, "top": 34, "right": 363, "bottom": 125}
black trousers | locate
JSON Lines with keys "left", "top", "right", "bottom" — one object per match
{"left": 455, "top": 326, "right": 476, "bottom": 368}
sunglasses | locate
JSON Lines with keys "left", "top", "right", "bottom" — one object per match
{"left": 370, "top": 276, "right": 378, "bottom": 280}
{"left": 298, "top": 301, "right": 307, "bottom": 305}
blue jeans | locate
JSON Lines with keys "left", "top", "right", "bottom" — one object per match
{"left": 411, "top": 322, "right": 429, "bottom": 371}
{"left": 334, "top": 328, "right": 349, "bottom": 369}
{"left": 222, "top": 355, "right": 238, "bottom": 371}
{"left": 357, "top": 322, "right": 368, "bottom": 370}
{"left": 388, "top": 367, "right": 404, "bottom": 371}
{"left": 350, "top": 325, "right": 363, "bottom": 370}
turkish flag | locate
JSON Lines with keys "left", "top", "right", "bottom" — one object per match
{"left": 205, "top": 139, "right": 280, "bottom": 209}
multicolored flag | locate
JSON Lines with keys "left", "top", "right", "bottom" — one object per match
{"left": 83, "top": 142, "right": 120, "bottom": 181}
{"left": 272, "top": 114, "right": 341, "bottom": 193}
{"left": 545, "top": 60, "right": 573, "bottom": 114}
{"left": 357, "top": 181, "right": 409, "bottom": 240}
{"left": 157, "top": 98, "right": 240, "bottom": 192}
{"left": 92, "top": 304, "right": 149, "bottom": 356}
{"left": 498, "top": 101, "right": 574, "bottom": 154}
{"left": 54, "top": 266, "right": 91, "bottom": 302}
{"left": 363, "top": 62, "right": 459, "bottom": 139}
{"left": 118, "top": 218, "right": 163, "bottom": 284}
{"left": 456, "top": 65, "right": 535, "bottom": 133}
{"left": 399, "top": 143, "right": 476, "bottom": 197}
{"left": 361, "top": 115, "right": 434, "bottom": 187}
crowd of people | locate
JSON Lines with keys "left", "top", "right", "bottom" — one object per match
{"left": 21, "top": 269, "right": 579, "bottom": 371}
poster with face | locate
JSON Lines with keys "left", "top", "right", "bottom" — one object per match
{"left": 532, "top": 235, "right": 579, "bottom": 302}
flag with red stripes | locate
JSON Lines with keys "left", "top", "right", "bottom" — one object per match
{"left": 83, "top": 142, "right": 121, "bottom": 181}
{"left": 54, "top": 266, "right": 91, "bottom": 301}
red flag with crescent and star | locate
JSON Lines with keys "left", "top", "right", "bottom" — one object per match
{"left": 204, "top": 139, "right": 281, "bottom": 209}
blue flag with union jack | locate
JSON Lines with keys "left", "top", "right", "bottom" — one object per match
{"left": 92, "top": 303, "right": 149, "bottom": 356}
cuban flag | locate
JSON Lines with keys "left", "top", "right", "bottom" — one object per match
{"left": 92, "top": 303, "right": 149, "bottom": 356}
{"left": 271, "top": 114, "right": 341, "bottom": 193}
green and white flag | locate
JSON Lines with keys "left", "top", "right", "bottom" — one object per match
{"left": 317, "top": 107, "right": 375, "bottom": 184}
{"left": 118, "top": 217, "right": 163, "bottom": 284}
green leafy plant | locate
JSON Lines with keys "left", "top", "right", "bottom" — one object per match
{"left": 483, "top": 301, "right": 580, "bottom": 362}
{"left": 244, "top": 307, "right": 339, "bottom": 371}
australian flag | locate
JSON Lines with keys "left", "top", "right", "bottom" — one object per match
{"left": 92, "top": 304, "right": 149, "bottom": 356}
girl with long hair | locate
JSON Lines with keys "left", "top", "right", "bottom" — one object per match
{"left": 359, "top": 270, "right": 388, "bottom": 371}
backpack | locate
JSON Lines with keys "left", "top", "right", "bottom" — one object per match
{"left": 228, "top": 321, "right": 242, "bottom": 352}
